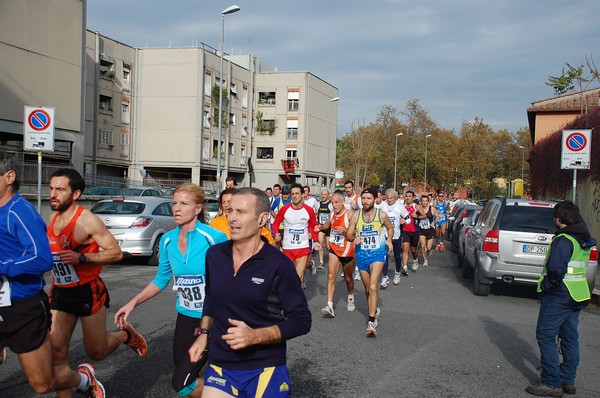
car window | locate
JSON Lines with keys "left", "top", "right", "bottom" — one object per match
{"left": 204, "top": 200, "right": 219, "bottom": 213}
{"left": 500, "top": 205, "right": 557, "bottom": 233}
{"left": 152, "top": 202, "right": 173, "bottom": 217}
{"left": 92, "top": 201, "right": 145, "bottom": 214}
{"left": 476, "top": 203, "right": 493, "bottom": 227}
{"left": 486, "top": 203, "right": 500, "bottom": 228}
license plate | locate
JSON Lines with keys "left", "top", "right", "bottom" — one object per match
{"left": 523, "top": 244, "right": 547, "bottom": 254}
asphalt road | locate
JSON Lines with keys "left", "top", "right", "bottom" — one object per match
{"left": 2, "top": 244, "right": 600, "bottom": 398}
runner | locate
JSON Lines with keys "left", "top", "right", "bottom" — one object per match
{"left": 343, "top": 180, "right": 362, "bottom": 281}
{"left": 380, "top": 189, "right": 409, "bottom": 286}
{"left": 303, "top": 186, "right": 319, "bottom": 274}
{"left": 115, "top": 183, "right": 228, "bottom": 397}
{"left": 47, "top": 168, "right": 146, "bottom": 398}
{"left": 434, "top": 191, "right": 450, "bottom": 251}
{"left": 418, "top": 194, "right": 438, "bottom": 267}
{"left": 0, "top": 156, "right": 103, "bottom": 396}
{"left": 316, "top": 189, "right": 333, "bottom": 270}
{"left": 272, "top": 183, "right": 321, "bottom": 289}
{"left": 318, "top": 190, "right": 356, "bottom": 317}
{"left": 346, "top": 188, "right": 393, "bottom": 337}
{"left": 400, "top": 190, "right": 427, "bottom": 275}
{"left": 270, "top": 185, "right": 291, "bottom": 249}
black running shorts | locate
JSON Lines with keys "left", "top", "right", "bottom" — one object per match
{"left": 0, "top": 291, "right": 50, "bottom": 354}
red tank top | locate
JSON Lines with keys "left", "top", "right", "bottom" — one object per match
{"left": 404, "top": 204, "right": 417, "bottom": 233}
{"left": 47, "top": 206, "right": 102, "bottom": 287}
{"left": 329, "top": 209, "right": 355, "bottom": 258}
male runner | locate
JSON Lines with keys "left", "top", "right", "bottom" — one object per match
{"left": 318, "top": 190, "right": 356, "bottom": 317}
{"left": 316, "top": 189, "right": 333, "bottom": 269}
{"left": 400, "top": 191, "right": 427, "bottom": 275}
{"left": 380, "top": 189, "right": 409, "bottom": 286}
{"left": 270, "top": 185, "right": 291, "bottom": 249}
{"left": 0, "top": 155, "right": 103, "bottom": 396}
{"left": 434, "top": 191, "right": 450, "bottom": 251}
{"left": 188, "top": 187, "right": 311, "bottom": 397}
{"left": 343, "top": 180, "right": 362, "bottom": 281}
{"left": 346, "top": 188, "right": 393, "bottom": 337}
{"left": 48, "top": 168, "right": 147, "bottom": 398}
{"left": 302, "top": 186, "right": 319, "bottom": 274}
{"left": 272, "top": 184, "right": 320, "bottom": 289}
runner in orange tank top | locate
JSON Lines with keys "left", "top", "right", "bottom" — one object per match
{"left": 48, "top": 168, "right": 147, "bottom": 398}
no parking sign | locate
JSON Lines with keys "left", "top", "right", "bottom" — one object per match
{"left": 24, "top": 106, "right": 55, "bottom": 152}
{"left": 561, "top": 129, "right": 591, "bottom": 169}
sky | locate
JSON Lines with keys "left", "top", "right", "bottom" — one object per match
{"left": 87, "top": 0, "right": 600, "bottom": 136}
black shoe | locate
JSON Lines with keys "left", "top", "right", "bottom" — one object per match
{"left": 562, "top": 384, "right": 576, "bottom": 395}
{"left": 526, "top": 383, "right": 563, "bottom": 397}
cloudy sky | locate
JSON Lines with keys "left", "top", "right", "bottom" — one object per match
{"left": 87, "top": 0, "right": 599, "bottom": 135}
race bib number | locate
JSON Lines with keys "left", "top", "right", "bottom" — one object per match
{"left": 285, "top": 228, "right": 307, "bottom": 247}
{"left": 319, "top": 213, "right": 329, "bottom": 225}
{"left": 419, "top": 219, "right": 431, "bottom": 229}
{"left": 360, "top": 231, "right": 381, "bottom": 250}
{"left": 330, "top": 230, "right": 345, "bottom": 247}
{"left": 388, "top": 216, "right": 397, "bottom": 229}
{"left": 173, "top": 275, "right": 206, "bottom": 311}
{"left": 52, "top": 254, "right": 80, "bottom": 286}
{"left": 0, "top": 275, "right": 12, "bottom": 307}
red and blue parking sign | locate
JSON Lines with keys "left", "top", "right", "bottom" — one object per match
{"left": 24, "top": 106, "right": 55, "bottom": 152}
{"left": 561, "top": 130, "right": 591, "bottom": 169}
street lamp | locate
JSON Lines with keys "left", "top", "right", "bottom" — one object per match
{"left": 393, "top": 133, "right": 403, "bottom": 191}
{"left": 216, "top": 5, "right": 240, "bottom": 191}
{"left": 518, "top": 145, "right": 525, "bottom": 180}
{"left": 326, "top": 96, "right": 340, "bottom": 189}
{"left": 424, "top": 134, "right": 432, "bottom": 192}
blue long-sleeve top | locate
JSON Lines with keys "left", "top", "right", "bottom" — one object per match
{"left": 203, "top": 238, "right": 312, "bottom": 369}
{"left": 0, "top": 193, "right": 53, "bottom": 301}
{"left": 151, "top": 220, "right": 228, "bottom": 318}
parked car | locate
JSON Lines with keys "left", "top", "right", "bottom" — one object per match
{"left": 204, "top": 197, "right": 219, "bottom": 223}
{"left": 446, "top": 199, "right": 476, "bottom": 240}
{"left": 449, "top": 204, "right": 481, "bottom": 252}
{"left": 161, "top": 187, "right": 176, "bottom": 197}
{"left": 462, "top": 197, "right": 598, "bottom": 296}
{"left": 83, "top": 186, "right": 121, "bottom": 196}
{"left": 457, "top": 209, "right": 481, "bottom": 268}
{"left": 91, "top": 197, "right": 175, "bottom": 265}
{"left": 121, "top": 187, "right": 162, "bottom": 197}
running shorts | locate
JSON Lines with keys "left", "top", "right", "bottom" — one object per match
{"left": 333, "top": 253, "right": 354, "bottom": 266}
{"left": 50, "top": 277, "right": 109, "bottom": 317}
{"left": 0, "top": 291, "right": 50, "bottom": 354}
{"left": 420, "top": 228, "right": 435, "bottom": 240}
{"left": 356, "top": 250, "right": 387, "bottom": 272}
{"left": 282, "top": 247, "right": 312, "bottom": 262}
{"left": 204, "top": 363, "right": 291, "bottom": 397}
{"left": 402, "top": 230, "right": 420, "bottom": 247}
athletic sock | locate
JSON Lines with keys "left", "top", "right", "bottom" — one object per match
{"left": 327, "top": 301, "right": 333, "bottom": 308}
{"left": 77, "top": 372, "right": 89, "bottom": 391}
{"left": 348, "top": 294, "right": 354, "bottom": 301}
{"left": 368, "top": 316, "right": 376, "bottom": 323}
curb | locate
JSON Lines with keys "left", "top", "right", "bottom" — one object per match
{"left": 592, "top": 289, "right": 600, "bottom": 306}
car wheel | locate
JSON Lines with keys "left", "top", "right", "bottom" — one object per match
{"left": 148, "top": 235, "right": 162, "bottom": 266}
{"left": 472, "top": 263, "right": 491, "bottom": 296}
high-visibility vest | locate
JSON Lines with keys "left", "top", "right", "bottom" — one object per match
{"left": 537, "top": 233, "right": 591, "bottom": 302}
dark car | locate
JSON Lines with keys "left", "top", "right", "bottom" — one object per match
{"left": 449, "top": 204, "right": 482, "bottom": 252}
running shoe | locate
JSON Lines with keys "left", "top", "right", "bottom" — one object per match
{"left": 366, "top": 321, "right": 377, "bottom": 337}
{"left": 310, "top": 260, "right": 316, "bottom": 275}
{"left": 435, "top": 244, "right": 440, "bottom": 252}
{"left": 374, "top": 307, "right": 381, "bottom": 327}
{"left": 77, "top": 363, "right": 105, "bottom": 398}
{"left": 0, "top": 345, "right": 6, "bottom": 365}
{"left": 380, "top": 275, "right": 389, "bottom": 289}
{"left": 318, "top": 262, "right": 325, "bottom": 270}
{"left": 440, "top": 242, "right": 446, "bottom": 252}
{"left": 354, "top": 269, "right": 360, "bottom": 281}
{"left": 347, "top": 296, "right": 355, "bottom": 312}
{"left": 321, "top": 304, "right": 335, "bottom": 318}
{"left": 411, "top": 259, "right": 419, "bottom": 272}
{"left": 401, "top": 265, "right": 409, "bottom": 276}
{"left": 302, "top": 283, "right": 307, "bottom": 289}
{"left": 393, "top": 272, "right": 401, "bottom": 285}
{"left": 423, "top": 260, "right": 429, "bottom": 267}
{"left": 121, "top": 322, "right": 148, "bottom": 357}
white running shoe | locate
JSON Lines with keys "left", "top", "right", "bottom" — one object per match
{"left": 310, "top": 260, "right": 316, "bottom": 275}
{"left": 374, "top": 307, "right": 381, "bottom": 327}
{"left": 347, "top": 296, "right": 356, "bottom": 312}
{"left": 423, "top": 260, "right": 429, "bottom": 267}
{"left": 354, "top": 270, "right": 361, "bottom": 281}
{"left": 401, "top": 265, "right": 409, "bottom": 276}
{"left": 321, "top": 305, "right": 335, "bottom": 318}
{"left": 411, "top": 259, "right": 419, "bottom": 272}
{"left": 366, "top": 321, "right": 377, "bottom": 337}
{"left": 380, "top": 275, "right": 389, "bottom": 289}
{"left": 318, "top": 262, "right": 325, "bottom": 270}
{"left": 393, "top": 272, "right": 401, "bottom": 285}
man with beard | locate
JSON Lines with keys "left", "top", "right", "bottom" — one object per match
{"left": 47, "top": 168, "right": 146, "bottom": 398}
{"left": 346, "top": 188, "right": 393, "bottom": 337}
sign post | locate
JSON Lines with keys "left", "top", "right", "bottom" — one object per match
{"left": 561, "top": 129, "right": 591, "bottom": 203}
{"left": 24, "top": 106, "right": 55, "bottom": 212}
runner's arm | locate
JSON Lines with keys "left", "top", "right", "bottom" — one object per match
{"left": 81, "top": 212, "right": 123, "bottom": 264}
{"left": 189, "top": 315, "right": 213, "bottom": 362}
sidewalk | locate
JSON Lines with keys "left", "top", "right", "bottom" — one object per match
{"left": 592, "top": 268, "right": 600, "bottom": 306}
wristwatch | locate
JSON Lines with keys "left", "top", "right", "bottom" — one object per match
{"left": 79, "top": 254, "right": 86, "bottom": 264}
{"left": 194, "top": 327, "right": 210, "bottom": 337}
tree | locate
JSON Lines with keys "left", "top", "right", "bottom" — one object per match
{"left": 546, "top": 56, "right": 600, "bottom": 114}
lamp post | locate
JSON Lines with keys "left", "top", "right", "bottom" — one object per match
{"left": 424, "top": 134, "right": 432, "bottom": 192}
{"left": 326, "top": 96, "right": 340, "bottom": 189}
{"left": 393, "top": 133, "right": 403, "bottom": 191}
{"left": 518, "top": 145, "right": 525, "bottom": 180}
{"left": 216, "top": 5, "right": 240, "bottom": 190}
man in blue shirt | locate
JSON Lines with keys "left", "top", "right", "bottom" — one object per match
{"left": 189, "top": 187, "right": 311, "bottom": 397}
{"left": 0, "top": 154, "right": 103, "bottom": 396}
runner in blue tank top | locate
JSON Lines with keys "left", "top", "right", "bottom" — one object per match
{"left": 434, "top": 191, "right": 450, "bottom": 252}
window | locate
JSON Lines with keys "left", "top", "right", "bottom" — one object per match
{"left": 259, "top": 91, "right": 276, "bottom": 105}
{"left": 204, "top": 70, "right": 212, "bottom": 96}
{"left": 286, "top": 119, "right": 298, "bottom": 140}
{"left": 203, "top": 109, "right": 210, "bottom": 129}
{"left": 98, "top": 129, "right": 113, "bottom": 146}
{"left": 121, "top": 102, "right": 130, "bottom": 124}
{"left": 286, "top": 148, "right": 297, "bottom": 158}
{"left": 257, "top": 147, "right": 274, "bottom": 159}
{"left": 242, "top": 85, "right": 248, "bottom": 109}
{"left": 120, "top": 133, "right": 130, "bottom": 157}
{"left": 99, "top": 95, "right": 112, "bottom": 112}
{"left": 100, "top": 58, "right": 114, "bottom": 78}
{"left": 230, "top": 82, "right": 237, "bottom": 96}
{"left": 123, "top": 65, "right": 131, "bottom": 91}
{"left": 212, "top": 139, "right": 224, "bottom": 158}
{"left": 229, "top": 142, "right": 235, "bottom": 156}
{"left": 202, "top": 137, "right": 210, "bottom": 161}
{"left": 229, "top": 113, "right": 236, "bottom": 126}
{"left": 287, "top": 90, "right": 299, "bottom": 111}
